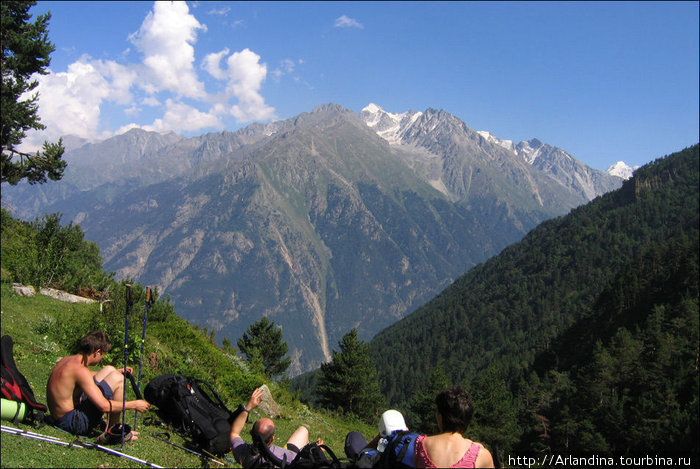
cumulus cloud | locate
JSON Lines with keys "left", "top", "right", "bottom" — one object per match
{"left": 141, "top": 96, "right": 161, "bottom": 107}
{"left": 143, "top": 99, "right": 222, "bottom": 132}
{"left": 226, "top": 49, "right": 276, "bottom": 122}
{"left": 204, "top": 47, "right": 276, "bottom": 122}
{"left": 19, "top": 57, "right": 136, "bottom": 151}
{"left": 19, "top": 1, "right": 280, "bottom": 148}
{"left": 334, "top": 15, "right": 363, "bottom": 29}
{"left": 203, "top": 48, "right": 230, "bottom": 80}
{"left": 129, "top": 1, "right": 207, "bottom": 99}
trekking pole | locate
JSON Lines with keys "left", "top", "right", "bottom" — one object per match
{"left": 150, "top": 433, "right": 225, "bottom": 466}
{"left": 1, "top": 425, "right": 84, "bottom": 448}
{"left": 134, "top": 286, "right": 152, "bottom": 430}
{"left": 122, "top": 284, "right": 133, "bottom": 450}
{"left": 81, "top": 440, "right": 164, "bottom": 468}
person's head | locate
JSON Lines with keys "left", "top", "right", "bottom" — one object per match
{"left": 435, "top": 386, "right": 474, "bottom": 434}
{"left": 378, "top": 409, "right": 408, "bottom": 436}
{"left": 78, "top": 330, "right": 112, "bottom": 356}
{"left": 251, "top": 418, "right": 275, "bottom": 447}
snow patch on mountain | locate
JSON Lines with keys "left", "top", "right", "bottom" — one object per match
{"left": 477, "top": 131, "right": 515, "bottom": 152}
{"left": 606, "top": 161, "right": 637, "bottom": 180}
{"left": 361, "top": 103, "right": 422, "bottom": 145}
{"left": 515, "top": 139, "right": 550, "bottom": 165}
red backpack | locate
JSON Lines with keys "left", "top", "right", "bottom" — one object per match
{"left": 1, "top": 335, "right": 48, "bottom": 424}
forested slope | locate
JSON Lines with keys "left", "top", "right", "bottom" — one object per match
{"left": 369, "top": 145, "right": 698, "bottom": 454}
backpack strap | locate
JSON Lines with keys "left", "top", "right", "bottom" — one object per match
{"left": 192, "top": 379, "right": 233, "bottom": 416}
{"left": 252, "top": 432, "right": 289, "bottom": 468}
{"left": 380, "top": 431, "right": 418, "bottom": 468}
{"left": 395, "top": 436, "right": 411, "bottom": 464}
{"left": 124, "top": 370, "right": 143, "bottom": 399}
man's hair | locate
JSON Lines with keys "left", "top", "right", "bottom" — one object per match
{"left": 251, "top": 419, "right": 275, "bottom": 446}
{"left": 78, "top": 330, "right": 112, "bottom": 355}
{"left": 435, "top": 386, "right": 474, "bottom": 434}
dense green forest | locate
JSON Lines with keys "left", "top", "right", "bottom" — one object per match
{"left": 367, "top": 145, "right": 699, "bottom": 455}
{"left": 293, "top": 145, "right": 699, "bottom": 458}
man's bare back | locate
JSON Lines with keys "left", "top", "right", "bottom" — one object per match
{"left": 46, "top": 354, "right": 93, "bottom": 419}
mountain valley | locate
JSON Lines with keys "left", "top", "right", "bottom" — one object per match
{"left": 1, "top": 103, "right": 623, "bottom": 373}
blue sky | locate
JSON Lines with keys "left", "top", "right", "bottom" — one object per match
{"left": 23, "top": 1, "right": 699, "bottom": 171}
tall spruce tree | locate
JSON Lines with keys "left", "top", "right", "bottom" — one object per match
{"left": 237, "top": 317, "right": 291, "bottom": 378}
{"left": 318, "top": 329, "right": 384, "bottom": 422}
{"left": 1, "top": 0, "right": 65, "bottom": 185}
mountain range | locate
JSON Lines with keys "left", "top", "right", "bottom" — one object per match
{"left": 1, "top": 103, "right": 623, "bottom": 374}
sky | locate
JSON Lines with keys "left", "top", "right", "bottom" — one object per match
{"left": 20, "top": 1, "right": 699, "bottom": 171}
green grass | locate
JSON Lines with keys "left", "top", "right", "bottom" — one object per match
{"left": 0, "top": 280, "right": 374, "bottom": 468}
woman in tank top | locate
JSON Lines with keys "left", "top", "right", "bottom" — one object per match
{"left": 414, "top": 386, "right": 494, "bottom": 468}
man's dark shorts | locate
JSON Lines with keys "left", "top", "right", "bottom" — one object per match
{"left": 54, "top": 378, "right": 113, "bottom": 436}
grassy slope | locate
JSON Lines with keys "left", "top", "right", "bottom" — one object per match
{"left": 0, "top": 280, "right": 373, "bottom": 468}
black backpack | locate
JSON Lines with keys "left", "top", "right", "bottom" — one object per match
{"left": 1, "top": 335, "right": 48, "bottom": 424}
{"left": 144, "top": 374, "right": 238, "bottom": 455}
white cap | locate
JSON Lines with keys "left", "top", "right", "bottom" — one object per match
{"left": 378, "top": 409, "right": 407, "bottom": 436}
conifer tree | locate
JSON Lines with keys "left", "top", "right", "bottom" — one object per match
{"left": 408, "top": 365, "right": 452, "bottom": 433}
{"left": 1, "top": 0, "right": 65, "bottom": 185}
{"left": 469, "top": 364, "right": 520, "bottom": 457}
{"left": 318, "top": 329, "right": 384, "bottom": 422}
{"left": 237, "top": 317, "right": 290, "bottom": 378}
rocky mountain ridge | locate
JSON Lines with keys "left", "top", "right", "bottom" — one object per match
{"left": 2, "top": 103, "right": 623, "bottom": 374}
{"left": 361, "top": 103, "right": 624, "bottom": 202}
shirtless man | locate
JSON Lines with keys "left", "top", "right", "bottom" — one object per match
{"left": 46, "top": 330, "right": 150, "bottom": 437}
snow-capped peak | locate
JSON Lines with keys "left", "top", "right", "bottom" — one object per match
{"left": 361, "top": 103, "right": 422, "bottom": 145}
{"left": 363, "top": 103, "right": 382, "bottom": 114}
{"left": 477, "top": 131, "right": 515, "bottom": 152}
{"left": 606, "top": 161, "right": 637, "bottom": 180}
{"left": 515, "top": 139, "right": 545, "bottom": 165}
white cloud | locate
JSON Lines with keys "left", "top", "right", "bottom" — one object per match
{"left": 207, "top": 6, "right": 231, "bottom": 16}
{"left": 18, "top": 1, "right": 281, "bottom": 147}
{"left": 92, "top": 60, "right": 138, "bottom": 105}
{"left": 272, "top": 58, "right": 297, "bottom": 80}
{"left": 124, "top": 105, "right": 141, "bottom": 116}
{"left": 115, "top": 122, "right": 143, "bottom": 136}
{"left": 226, "top": 49, "right": 276, "bottom": 122}
{"left": 19, "top": 57, "right": 135, "bottom": 151}
{"left": 141, "top": 96, "right": 161, "bottom": 107}
{"left": 203, "top": 48, "right": 230, "bottom": 80}
{"left": 280, "top": 58, "right": 296, "bottom": 74}
{"left": 204, "top": 48, "right": 276, "bottom": 122}
{"left": 210, "top": 102, "right": 228, "bottom": 116}
{"left": 129, "top": 1, "right": 207, "bottom": 99}
{"left": 144, "top": 99, "right": 222, "bottom": 133}
{"left": 334, "top": 15, "right": 363, "bottom": 29}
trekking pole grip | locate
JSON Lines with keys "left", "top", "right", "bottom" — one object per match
{"left": 125, "top": 284, "right": 133, "bottom": 309}
{"left": 145, "top": 286, "right": 152, "bottom": 305}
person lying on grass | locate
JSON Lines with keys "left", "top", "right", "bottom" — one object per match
{"left": 230, "top": 387, "right": 324, "bottom": 468}
{"left": 46, "top": 330, "right": 150, "bottom": 441}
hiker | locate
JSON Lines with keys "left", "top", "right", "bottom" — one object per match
{"left": 414, "top": 386, "right": 494, "bottom": 468}
{"left": 345, "top": 409, "right": 409, "bottom": 459}
{"left": 230, "top": 387, "right": 322, "bottom": 467}
{"left": 46, "top": 330, "right": 150, "bottom": 439}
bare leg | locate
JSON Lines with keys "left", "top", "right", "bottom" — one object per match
{"left": 286, "top": 426, "right": 309, "bottom": 450}
{"left": 95, "top": 366, "right": 124, "bottom": 428}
